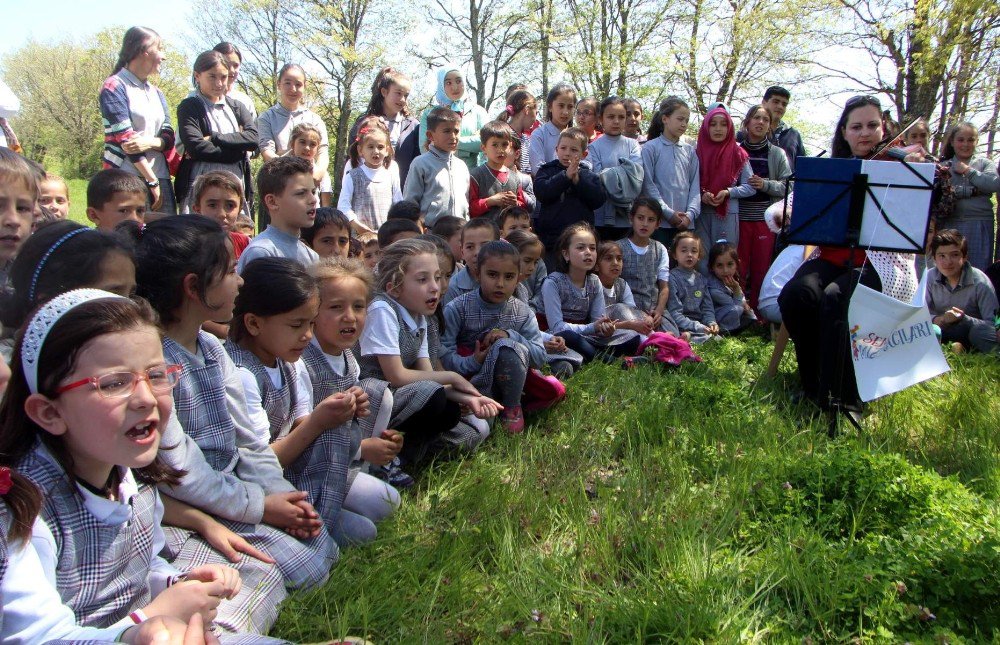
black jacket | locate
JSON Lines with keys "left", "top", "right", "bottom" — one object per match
{"left": 174, "top": 95, "right": 258, "bottom": 207}
{"left": 533, "top": 158, "right": 607, "bottom": 250}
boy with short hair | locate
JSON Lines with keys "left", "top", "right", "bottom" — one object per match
{"left": 761, "top": 86, "right": 806, "bottom": 170}
{"left": 386, "top": 198, "right": 425, "bottom": 232}
{"left": 403, "top": 107, "right": 470, "bottom": 226}
{"left": 238, "top": 155, "right": 319, "bottom": 271}
{"left": 85, "top": 168, "right": 147, "bottom": 231}
{"left": 190, "top": 170, "right": 251, "bottom": 258}
{"left": 443, "top": 218, "right": 499, "bottom": 306}
{"left": 926, "top": 228, "right": 999, "bottom": 353}
{"left": 0, "top": 149, "right": 38, "bottom": 285}
{"left": 533, "top": 127, "right": 607, "bottom": 268}
{"left": 358, "top": 232, "right": 380, "bottom": 271}
{"left": 497, "top": 206, "right": 532, "bottom": 238}
{"left": 38, "top": 173, "right": 70, "bottom": 220}
{"left": 469, "top": 121, "right": 526, "bottom": 221}
{"left": 376, "top": 218, "right": 421, "bottom": 248}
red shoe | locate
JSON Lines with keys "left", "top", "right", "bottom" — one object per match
{"left": 500, "top": 405, "right": 525, "bottom": 434}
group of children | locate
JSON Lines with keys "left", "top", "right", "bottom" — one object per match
{"left": 1, "top": 59, "right": 998, "bottom": 642}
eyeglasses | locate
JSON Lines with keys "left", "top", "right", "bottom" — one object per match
{"left": 56, "top": 364, "right": 183, "bottom": 399}
{"left": 845, "top": 95, "right": 881, "bottom": 110}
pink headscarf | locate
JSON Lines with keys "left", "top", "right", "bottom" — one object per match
{"left": 697, "top": 107, "right": 749, "bottom": 218}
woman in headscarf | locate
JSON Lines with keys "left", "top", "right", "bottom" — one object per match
{"left": 419, "top": 64, "right": 489, "bottom": 171}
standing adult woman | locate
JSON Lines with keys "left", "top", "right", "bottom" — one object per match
{"left": 939, "top": 122, "right": 1000, "bottom": 271}
{"left": 349, "top": 67, "right": 420, "bottom": 187}
{"left": 419, "top": 64, "right": 489, "bottom": 171}
{"left": 100, "top": 26, "right": 176, "bottom": 214}
{"left": 257, "top": 64, "right": 330, "bottom": 187}
{"left": 778, "top": 96, "right": 926, "bottom": 414}
{"left": 174, "top": 51, "right": 258, "bottom": 215}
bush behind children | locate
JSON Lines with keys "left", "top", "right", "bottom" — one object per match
{"left": 2, "top": 42, "right": 998, "bottom": 641}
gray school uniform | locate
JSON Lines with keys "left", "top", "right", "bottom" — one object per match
{"left": 359, "top": 294, "right": 485, "bottom": 453}
{"left": 514, "top": 282, "right": 584, "bottom": 369}
{"left": 707, "top": 274, "right": 756, "bottom": 332}
{"left": 615, "top": 239, "right": 680, "bottom": 335}
{"left": 668, "top": 267, "right": 716, "bottom": 343}
{"left": 426, "top": 315, "right": 489, "bottom": 452}
{"left": 545, "top": 272, "right": 639, "bottom": 347}
{"left": 346, "top": 165, "right": 395, "bottom": 231}
{"left": 441, "top": 290, "right": 545, "bottom": 391}
{"left": 443, "top": 265, "right": 478, "bottom": 307}
{"left": 161, "top": 334, "right": 332, "bottom": 593}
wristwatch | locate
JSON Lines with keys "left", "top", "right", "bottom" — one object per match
{"left": 145, "top": 179, "right": 160, "bottom": 189}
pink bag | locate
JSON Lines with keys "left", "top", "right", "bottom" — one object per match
{"left": 622, "top": 332, "right": 702, "bottom": 369}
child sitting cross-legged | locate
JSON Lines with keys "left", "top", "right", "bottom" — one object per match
{"left": 441, "top": 241, "right": 551, "bottom": 433}
{"left": 707, "top": 240, "right": 757, "bottom": 334}
{"left": 926, "top": 228, "right": 999, "bottom": 353}
{"left": 667, "top": 231, "right": 719, "bottom": 344}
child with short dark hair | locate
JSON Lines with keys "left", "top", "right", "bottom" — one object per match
{"left": 386, "top": 198, "right": 424, "bottom": 231}
{"left": 496, "top": 206, "right": 532, "bottom": 237}
{"left": 574, "top": 98, "right": 600, "bottom": 144}
{"left": 588, "top": 96, "right": 642, "bottom": 236}
{"left": 289, "top": 122, "right": 333, "bottom": 207}
{"left": 302, "top": 207, "right": 351, "bottom": 258}
{"left": 533, "top": 128, "right": 607, "bottom": 268}
{"left": 623, "top": 98, "right": 645, "bottom": 142}
{"left": 0, "top": 150, "right": 37, "bottom": 286}
{"left": 85, "top": 168, "right": 147, "bottom": 231}
{"left": 668, "top": 231, "right": 718, "bottom": 343}
{"left": 505, "top": 136, "right": 536, "bottom": 212}
{"left": 707, "top": 241, "right": 757, "bottom": 333}
{"left": 443, "top": 217, "right": 499, "bottom": 305}
{"left": 927, "top": 228, "right": 999, "bottom": 353}
{"left": 617, "top": 197, "right": 677, "bottom": 334}
{"left": 430, "top": 214, "right": 465, "bottom": 262}
{"left": 360, "top": 233, "right": 380, "bottom": 270}
{"left": 442, "top": 240, "right": 549, "bottom": 433}
{"left": 377, "top": 218, "right": 421, "bottom": 248}
{"left": 469, "top": 121, "right": 526, "bottom": 221}
{"left": 190, "top": 169, "right": 252, "bottom": 258}
{"left": 239, "top": 156, "right": 319, "bottom": 271}
{"left": 403, "top": 107, "right": 469, "bottom": 225}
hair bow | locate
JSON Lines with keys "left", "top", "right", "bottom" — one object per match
{"left": 0, "top": 467, "right": 13, "bottom": 495}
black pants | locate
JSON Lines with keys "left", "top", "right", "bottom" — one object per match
{"left": 778, "top": 258, "right": 882, "bottom": 409}
{"left": 395, "top": 388, "right": 460, "bottom": 462}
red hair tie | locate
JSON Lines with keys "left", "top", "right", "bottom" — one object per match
{"left": 0, "top": 467, "right": 13, "bottom": 495}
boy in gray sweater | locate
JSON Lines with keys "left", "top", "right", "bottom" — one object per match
{"left": 403, "top": 107, "right": 470, "bottom": 226}
{"left": 926, "top": 228, "right": 999, "bottom": 353}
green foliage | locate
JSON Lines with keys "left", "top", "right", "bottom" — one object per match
{"left": 270, "top": 339, "right": 1000, "bottom": 642}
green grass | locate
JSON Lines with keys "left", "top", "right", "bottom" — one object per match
{"left": 268, "top": 338, "right": 1000, "bottom": 643}
{"left": 66, "top": 178, "right": 89, "bottom": 225}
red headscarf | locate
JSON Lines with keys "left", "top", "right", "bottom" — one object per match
{"left": 697, "top": 107, "right": 749, "bottom": 218}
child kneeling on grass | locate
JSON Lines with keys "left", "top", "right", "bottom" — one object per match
{"left": 926, "top": 228, "right": 999, "bottom": 353}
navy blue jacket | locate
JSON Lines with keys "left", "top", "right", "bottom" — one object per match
{"left": 533, "top": 158, "right": 607, "bottom": 251}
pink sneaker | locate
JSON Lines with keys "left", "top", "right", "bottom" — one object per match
{"left": 500, "top": 405, "right": 525, "bottom": 434}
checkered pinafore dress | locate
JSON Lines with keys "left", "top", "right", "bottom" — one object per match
{"left": 16, "top": 446, "right": 155, "bottom": 627}
{"left": 348, "top": 166, "right": 395, "bottom": 231}
{"left": 616, "top": 239, "right": 666, "bottom": 312}
{"left": 447, "top": 290, "right": 530, "bottom": 391}
{"left": 547, "top": 272, "right": 638, "bottom": 347}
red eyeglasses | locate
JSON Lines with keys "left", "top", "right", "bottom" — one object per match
{"left": 56, "top": 364, "right": 183, "bottom": 399}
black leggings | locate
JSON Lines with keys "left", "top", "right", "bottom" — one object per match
{"left": 395, "top": 388, "right": 460, "bottom": 461}
{"left": 558, "top": 330, "right": 642, "bottom": 363}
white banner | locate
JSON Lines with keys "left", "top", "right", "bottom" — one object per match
{"left": 848, "top": 272, "right": 950, "bottom": 402}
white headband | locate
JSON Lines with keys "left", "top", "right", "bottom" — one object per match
{"left": 21, "top": 289, "right": 127, "bottom": 395}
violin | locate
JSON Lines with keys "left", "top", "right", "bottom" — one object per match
{"left": 867, "top": 119, "right": 938, "bottom": 162}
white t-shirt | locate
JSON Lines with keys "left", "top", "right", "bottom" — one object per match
{"left": 625, "top": 239, "right": 670, "bottom": 282}
{"left": 360, "top": 299, "right": 429, "bottom": 360}
{"left": 237, "top": 358, "right": 313, "bottom": 443}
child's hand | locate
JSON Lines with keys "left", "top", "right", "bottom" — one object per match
{"left": 124, "top": 613, "right": 221, "bottom": 645}
{"left": 313, "top": 391, "right": 357, "bottom": 428}
{"left": 142, "top": 578, "right": 227, "bottom": 626}
{"left": 707, "top": 323, "right": 720, "bottom": 335}
{"left": 749, "top": 174, "right": 765, "bottom": 189}
{"left": 595, "top": 317, "right": 615, "bottom": 337}
{"left": 544, "top": 336, "right": 567, "bottom": 353}
{"left": 445, "top": 372, "right": 482, "bottom": 396}
{"left": 937, "top": 307, "right": 964, "bottom": 326}
{"left": 650, "top": 310, "right": 663, "bottom": 328}
{"left": 467, "top": 395, "right": 503, "bottom": 419}
{"left": 263, "top": 491, "right": 320, "bottom": 532}
{"left": 673, "top": 214, "right": 692, "bottom": 230}
{"left": 196, "top": 519, "right": 276, "bottom": 564}
{"left": 473, "top": 339, "right": 489, "bottom": 364}
{"left": 567, "top": 157, "right": 581, "bottom": 183}
{"left": 183, "top": 565, "right": 241, "bottom": 600}
{"left": 483, "top": 329, "right": 509, "bottom": 348}
{"left": 346, "top": 385, "right": 370, "bottom": 418}
{"left": 638, "top": 315, "right": 655, "bottom": 335}
{"left": 360, "top": 436, "right": 401, "bottom": 466}
{"left": 701, "top": 191, "right": 716, "bottom": 205}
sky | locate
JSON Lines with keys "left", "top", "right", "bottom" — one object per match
{"left": 0, "top": 0, "right": 854, "bottom": 150}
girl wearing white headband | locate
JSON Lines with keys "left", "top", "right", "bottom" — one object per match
{"left": 0, "top": 290, "right": 261, "bottom": 643}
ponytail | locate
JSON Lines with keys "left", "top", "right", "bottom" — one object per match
{"left": 0, "top": 466, "right": 43, "bottom": 545}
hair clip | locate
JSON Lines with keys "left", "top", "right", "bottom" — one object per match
{"left": 505, "top": 105, "right": 515, "bottom": 115}
{"left": 715, "top": 238, "right": 729, "bottom": 244}
{"left": 0, "top": 466, "right": 12, "bottom": 495}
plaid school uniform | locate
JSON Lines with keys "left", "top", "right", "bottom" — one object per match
{"left": 427, "top": 314, "right": 488, "bottom": 452}
{"left": 226, "top": 344, "right": 354, "bottom": 549}
{"left": 518, "top": 280, "right": 585, "bottom": 370}
{"left": 13, "top": 445, "right": 156, "bottom": 627}
{"left": 347, "top": 165, "right": 395, "bottom": 231}
{"left": 617, "top": 239, "right": 680, "bottom": 335}
{"left": 163, "top": 334, "right": 334, "bottom": 592}
{"left": 547, "top": 272, "right": 639, "bottom": 347}
{"left": 443, "top": 290, "right": 531, "bottom": 391}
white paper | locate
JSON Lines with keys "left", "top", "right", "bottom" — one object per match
{"left": 848, "top": 269, "right": 949, "bottom": 402}
{"left": 858, "top": 159, "right": 935, "bottom": 252}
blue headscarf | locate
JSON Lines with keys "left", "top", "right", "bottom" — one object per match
{"left": 434, "top": 64, "right": 467, "bottom": 114}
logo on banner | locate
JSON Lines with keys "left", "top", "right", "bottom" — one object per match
{"left": 850, "top": 320, "right": 935, "bottom": 361}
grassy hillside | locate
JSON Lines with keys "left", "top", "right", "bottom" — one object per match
{"left": 270, "top": 338, "right": 1000, "bottom": 643}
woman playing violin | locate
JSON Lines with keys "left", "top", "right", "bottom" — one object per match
{"left": 778, "top": 95, "right": 929, "bottom": 417}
